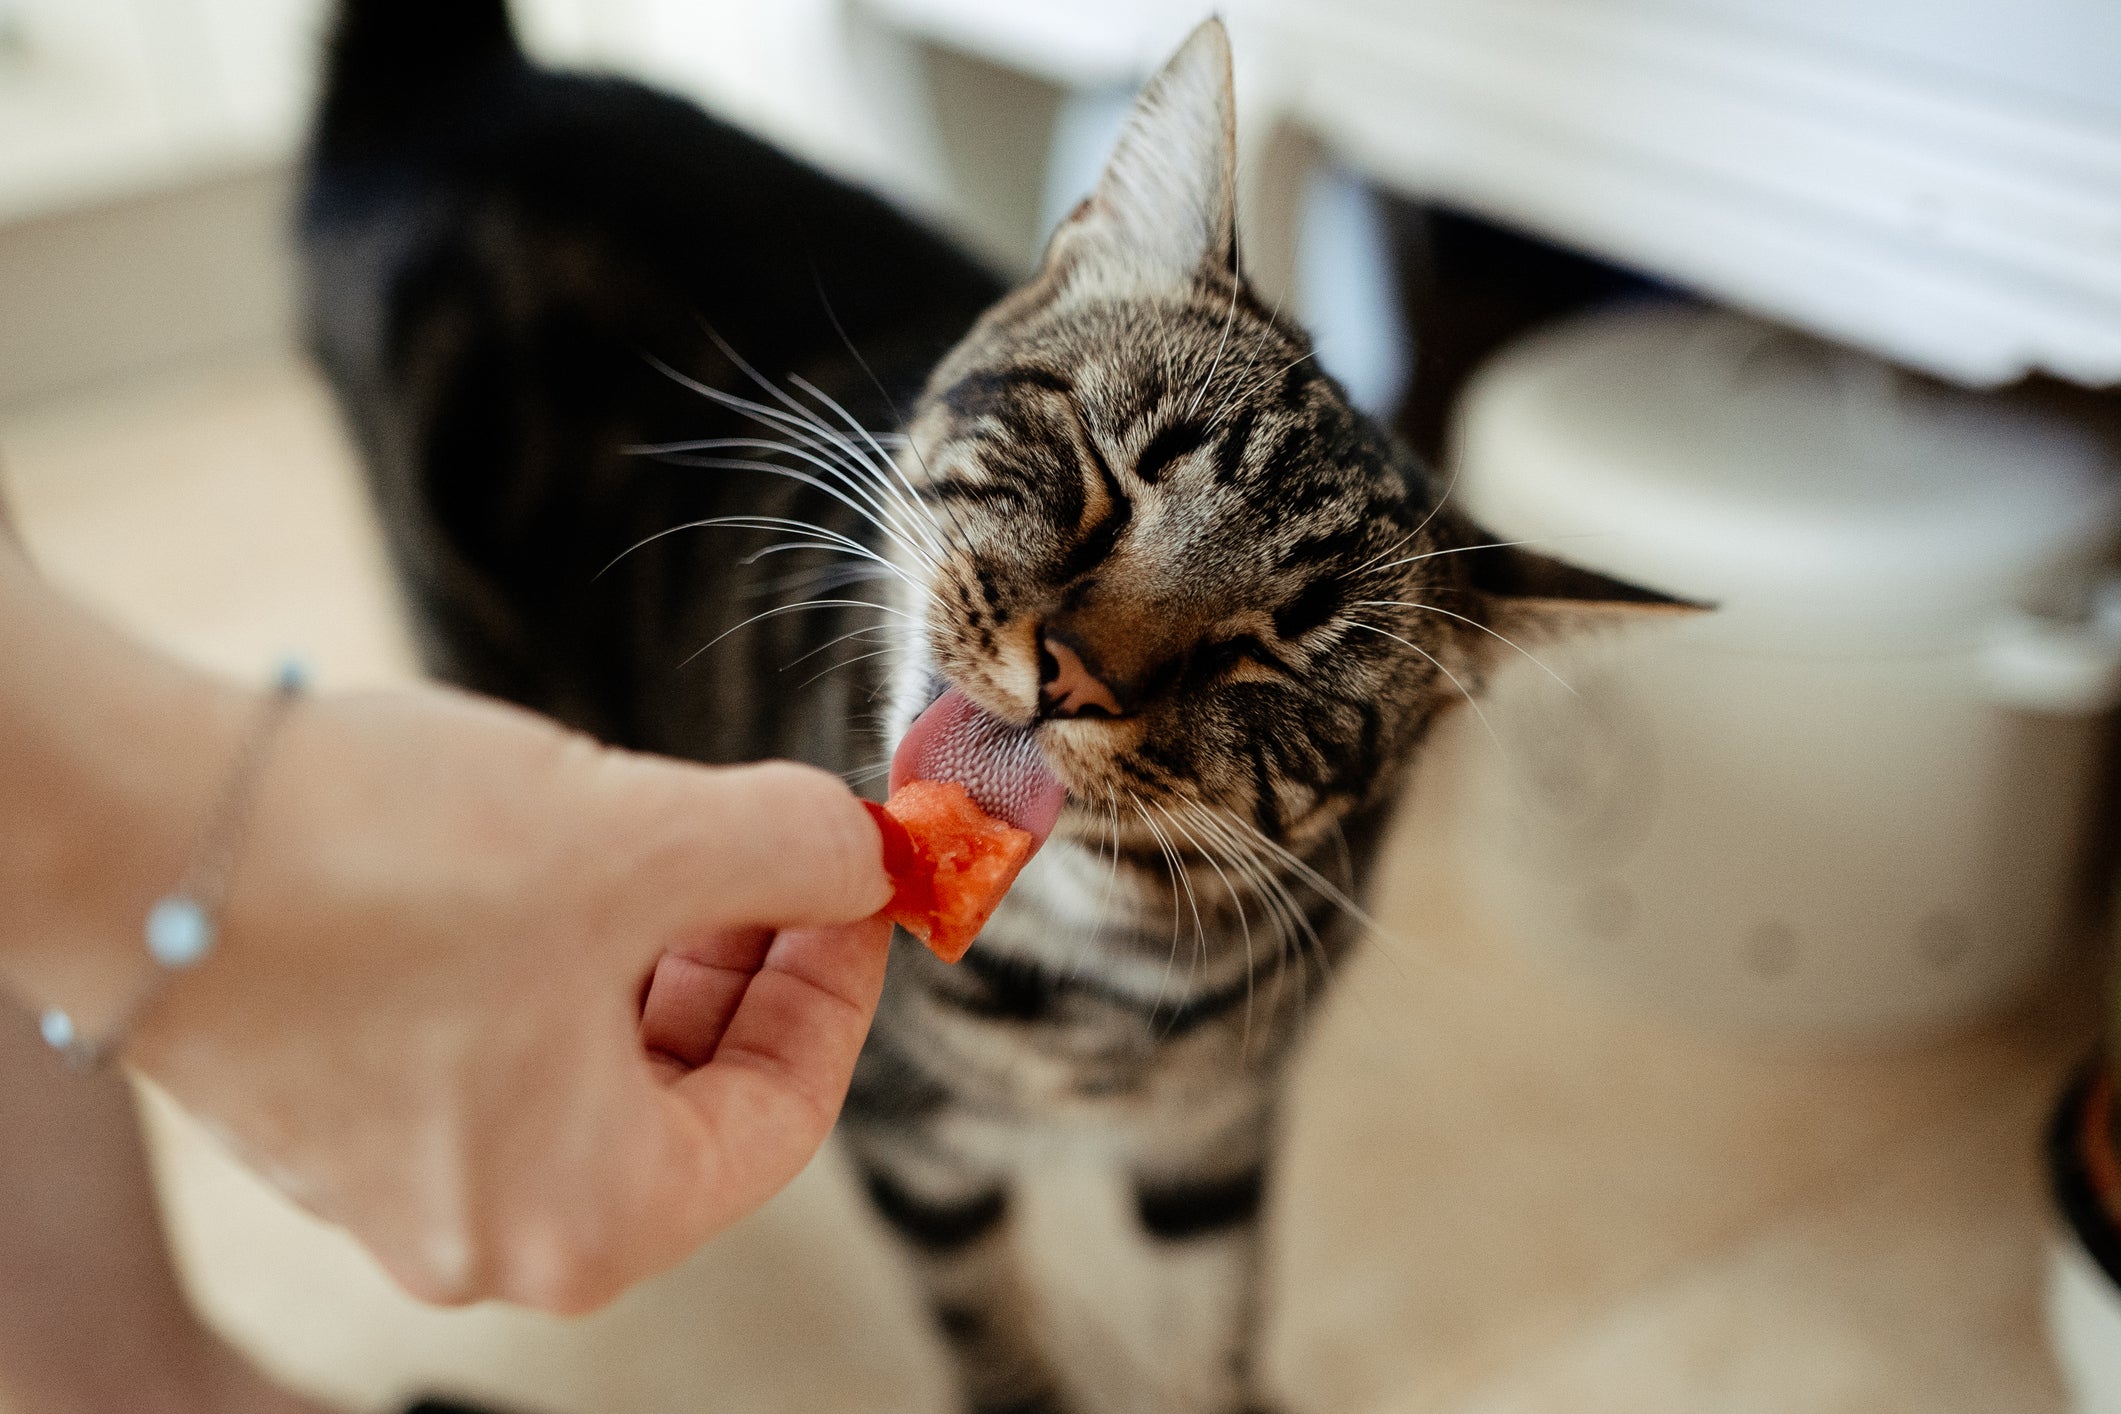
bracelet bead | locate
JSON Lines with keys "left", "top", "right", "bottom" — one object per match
{"left": 145, "top": 896, "right": 214, "bottom": 969}
{"left": 38, "top": 1008, "right": 75, "bottom": 1052}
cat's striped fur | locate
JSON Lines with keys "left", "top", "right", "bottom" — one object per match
{"left": 304, "top": 7, "right": 1676, "bottom": 1411}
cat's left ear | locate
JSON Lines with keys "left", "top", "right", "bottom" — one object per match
{"left": 1042, "top": 18, "right": 1238, "bottom": 296}
{"left": 1460, "top": 537, "right": 1712, "bottom": 643}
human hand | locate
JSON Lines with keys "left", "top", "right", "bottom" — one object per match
{"left": 124, "top": 685, "right": 892, "bottom": 1313}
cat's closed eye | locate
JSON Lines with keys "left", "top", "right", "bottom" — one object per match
{"left": 1194, "top": 634, "right": 1296, "bottom": 685}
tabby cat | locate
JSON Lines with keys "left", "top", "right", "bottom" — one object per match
{"left": 303, "top": 5, "right": 1676, "bottom": 1411}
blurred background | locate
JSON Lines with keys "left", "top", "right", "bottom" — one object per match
{"left": 3, "top": 2, "right": 2120, "bottom": 1411}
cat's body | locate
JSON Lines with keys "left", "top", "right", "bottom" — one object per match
{"left": 305, "top": 0, "right": 1001, "bottom": 772}
{"left": 306, "top": 7, "right": 1672, "bottom": 1411}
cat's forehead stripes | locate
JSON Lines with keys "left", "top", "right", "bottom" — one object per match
{"left": 933, "top": 302, "right": 1331, "bottom": 508}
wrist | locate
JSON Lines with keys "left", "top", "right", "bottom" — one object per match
{"left": 0, "top": 540, "right": 253, "bottom": 1038}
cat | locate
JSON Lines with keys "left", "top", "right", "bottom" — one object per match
{"left": 302, "top": 5, "right": 1680, "bottom": 1411}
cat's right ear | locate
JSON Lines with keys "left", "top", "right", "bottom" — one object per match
{"left": 1041, "top": 19, "right": 1238, "bottom": 298}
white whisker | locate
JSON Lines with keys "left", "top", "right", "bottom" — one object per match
{"left": 597, "top": 512, "right": 921, "bottom": 593}
{"left": 803, "top": 270, "right": 980, "bottom": 558}
{"left": 1360, "top": 533, "right": 1602, "bottom": 578}
{"left": 1352, "top": 599, "right": 1575, "bottom": 694}
{"left": 842, "top": 758, "right": 895, "bottom": 788}
{"left": 792, "top": 644, "right": 898, "bottom": 693}
{"left": 1187, "top": 233, "right": 1245, "bottom": 420}
{"left": 778, "top": 621, "right": 898, "bottom": 671}
{"left": 1188, "top": 797, "right": 1386, "bottom": 946}
{"left": 759, "top": 562, "right": 900, "bottom": 598}
{"left": 645, "top": 353, "right": 944, "bottom": 562}
{"left": 788, "top": 370, "right": 972, "bottom": 560}
{"left": 1209, "top": 350, "right": 1315, "bottom": 435}
{"left": 1178, "top": 802, "right": 1323, "bottom": 998}
{"left": 1344, "top": 619, "right": 1508, "bottom": 764}
{"left": 641, "top": 447, "right": 942, "bottom": 577}
{"left": 679, "top": 597, "right": 917, "bottom": 670}
{"left": 1353, "top": 450, "right": 1465, "bottom": 579}
{"left": 1087, "top": 787, "right": 1124, "bottom": 952}
{"left": 1157, "top": 802, "right": 1260, "bottom": 1039}
{"left": 1132, "top": 801, "right": 1204, "bottom": 1032}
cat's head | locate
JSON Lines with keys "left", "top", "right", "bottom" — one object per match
{"left": 892, "top": 20, "right": 1682, "bottom": 863}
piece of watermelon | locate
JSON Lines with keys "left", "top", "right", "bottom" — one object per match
{"left": 865, "top": 780, "right": 1035, "bottom": 963}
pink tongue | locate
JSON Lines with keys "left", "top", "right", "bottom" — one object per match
{"left": 891, "top": 687, "right": 1068, "bottom": 846}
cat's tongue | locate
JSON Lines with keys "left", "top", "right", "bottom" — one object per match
{"left": 891, "top": 687, "right": 1067, "bottom": 846}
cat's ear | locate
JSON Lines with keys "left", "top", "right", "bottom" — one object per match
{"left": 1043, "top": 19, "right": 1238, "bottom": 295}
{"left": 1461, "top": 538, "right": 1711, "bottom": 643}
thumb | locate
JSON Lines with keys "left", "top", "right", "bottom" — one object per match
{"left": 667, "top": 759, "right": 892, "bottom": 926}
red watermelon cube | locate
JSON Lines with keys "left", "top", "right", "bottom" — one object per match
{"left": 865, "top": 780, "right": 1035, "bottom": 962}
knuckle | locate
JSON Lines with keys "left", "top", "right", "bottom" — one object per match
{"left": 499, "top": 1224, "right": 617, "bottom": 1315}
{"left": 380, "top": 1186, "right": 506, "bottom": 1309}
{"left": 389, "top": 1241, "right": 487, "bottom": 1308}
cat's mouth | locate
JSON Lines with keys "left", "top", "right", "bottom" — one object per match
{"left": 892, "top": 685, "right": 1068, "bottom": 849}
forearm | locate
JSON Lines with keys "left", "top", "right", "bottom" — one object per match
{"left": 0, "top": 536, "right": 249, "bottom": 1033}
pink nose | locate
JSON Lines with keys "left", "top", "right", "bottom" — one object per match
{"left": 1040, "top": 633, "right": 1124, "bottom": 719}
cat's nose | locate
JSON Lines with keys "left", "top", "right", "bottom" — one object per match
{"left": 1039, "top": 629, "right": 1126, "bottom": 720}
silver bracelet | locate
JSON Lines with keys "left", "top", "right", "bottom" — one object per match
{"left": 39, "top": 660, "right": 309, "bottom": 1069}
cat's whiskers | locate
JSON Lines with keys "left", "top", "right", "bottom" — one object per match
{"left": 1357, "top": 532, "right": 1601, "bottom": 579}
{"left": 760, "top": 561, "right": 899, "bottom": 598}
{"left": 647, "top": 355, "right": 946, "bottom": 566}
{"left": 595, "top": 510, "right": 923, "bottom": 592}
{"left": 1064, "top": 788, "right": 1129, "bottom": 971}
{"left": 1340, "top": 618, "right": 1507, "bottom": 765}
{"left": 677, "top": 596, "right": 919, "bottom": 670}
{"left": 1187, "top": 798, "right": 1386, "bottom": 949}
{"left": 1127, "top": 799, "right": 1184, "bottom": 967}
{"left": 1084, "top": 787, "right": 1125, "bottom": 960}
{"left": 1175, "top": 801, "right": 1323, "bottom": 1014}
{"left": 1349, "top": 448, "right": 1468, "bottom": 581}
{"left": 787, "top": 370, "right": 978, "bottom": 564}
{"left": 633, "top": 437, "right": 939, "bottom": 573}
{"left": 1057, "top": 791, "right": 1133, "bottom": 988}
{"left": 792, "top": 644, "right": 899, "bottom": 693}
{"left": 1201, "top": 279, "right": 1295, "bottom": 434}
{"left": 690, "top": 323, "right": 951, "bottom": 560}
{"left": 595, "top": 512, "right": 959, "bottom": 686}
{"left": 1154, "top": 802, "right": 1261, "bottom": 1045}
{"left": 842, "top": 757, "right": 895, "bottom": 789}
{"left": 806, "top": 269, "right": 984, "bottom": 562}
{"left": 778, "top": 620, "right": 898, "bottom": 671}
{"left": 1131, "top": 800, "right": 1204, "bottom": 1030}
{"left": 636, "top": 438, "right": 943, "bottom": 578}
{"left": 1152, "top": 803, "right": 1223, "bottom": 997}
{"left": 1189, "top": 800, "right": 1429, "bottom": 1043}
{"left": 648, "top": 348, "right": 917, "bottom": 500}
{"left": 628, "top": 430, "right": 930, "bottom": 548}
{"left": 1185, "top": 235, "right": 1245, "bottom": 420}
{"left": 743, "top": 542, "right": 898, "bottom": 577}
{"left": 721, "top": 510, "right": 916, "bottom": 578}
{"left": 1326, "top": 817, "right": 1357, "bottom": 898}
{"left": 1351, "top": 599, "right": 1575, "bottom": 694}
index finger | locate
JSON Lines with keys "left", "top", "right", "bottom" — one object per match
{"left": 665, "top": 917, "right": 893, "bottom": 1227}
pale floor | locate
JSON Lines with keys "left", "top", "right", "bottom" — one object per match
{"left": 0, "top": 352, "right": 2089, "bottom": 1413}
